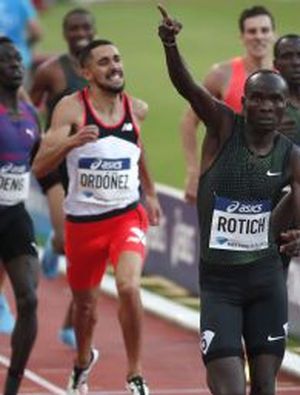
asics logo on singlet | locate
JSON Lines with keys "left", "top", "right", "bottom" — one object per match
{"left": 90, "top": 159, "right": 123, "bottom": 171}
{"left": 121, "top": 122, "right": 133, "bottom": 132}
{"left": 0, "top": 163, "right": 26, "bottom": 174}
{"left": 226, "top": 201, "right": 263, "bottom": 214}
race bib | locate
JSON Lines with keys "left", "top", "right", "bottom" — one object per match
{"left": 0, "top": 163, "right": 30, "bottom": 205}
{"left": 209, "top": 196, "right": 271, "bottom": 251}
{"left": 76, "top": 157, "right": 137, "bottom": 205}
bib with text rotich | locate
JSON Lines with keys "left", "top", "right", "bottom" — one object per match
{"left": 209, "top": 196, "right": 271, "bottom": 251}
{"left": 0, "top": 162, "right": 30, "bottom": 206}
{"left": 76, "top": 157, "right": 138, "bottom": 205}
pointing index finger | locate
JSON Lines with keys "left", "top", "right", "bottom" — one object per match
{"left": 157, "top": 3, "right": 169, "bottom": 19}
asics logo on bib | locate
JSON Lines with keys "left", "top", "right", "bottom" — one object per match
{"left": 89, "top": 159, "right": 129, "bottom": 171}
{"left": 226, "top": 201, "right": 263, "bottom": 214}
{"left": 0, "top": 163, "right": 26, "bottom": 174}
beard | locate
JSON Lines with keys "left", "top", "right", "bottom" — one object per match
{"left": 95, "top": 80, "right": 125, "bottom": 94}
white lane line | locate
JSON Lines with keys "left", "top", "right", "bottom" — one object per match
{"left": 18, "top": 386, "right": 300, "bottom": 395}
{"left": 0, "top": 354, "right": 65, "bottom": 395}
{"left": 0, "top": 352, "right": 209, "bottom": 395}
{"left": 66, "top": 390, "right": 210, "bottom": 395}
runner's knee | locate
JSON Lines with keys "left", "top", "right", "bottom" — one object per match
{"left": 76, "top": 298, "right": 98, "bottom": 326}
{"left": 16, "top": 289, "right": 37, "bottom": 317}
{"left": 206, "top": 357, "right": 245, "bottom": 395}
{"left": 249, "top": 354, "right": 279, "bottom": 395}
{"left": 117, "top": 281, "right": 140, "bottom": 301}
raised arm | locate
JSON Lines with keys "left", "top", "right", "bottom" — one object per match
{"left": 179, "top": 61, "right": 230, "bottom": 203}
{"left": 157, "top": 4, "right": 228, "bottom": 130}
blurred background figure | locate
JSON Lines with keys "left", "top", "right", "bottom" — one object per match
{"left": 0, "top": 0, "right": 43, "bottom": 88}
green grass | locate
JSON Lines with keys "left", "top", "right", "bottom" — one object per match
{"left": 37, "top": 0, "right": 300, "bottom": 188}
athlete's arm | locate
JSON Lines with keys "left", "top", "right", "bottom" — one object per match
{"left": 29, "top": 107, "right": 42, "bottom": 165}
{"left": 158, "top": 5, "right": 233, "bottom": 144}
{"left": 179, "top": 64, "right": 229, "bottom": 204}
{"left": 27, "top": 18, "right": 42, "bottom": 47}
{"left": 179, "top": 107, "right": 200, "bottom": 204}
{"left": 139, "top": 144, "right": 162, "bottom": 226}
{"left": 290, "top": 147, "right": 300, "bottom": 226}
{"left": 132, "top": 97, "right": 162, "bottom": 226}
{"left": 30, "top": 62, "right": 52, "bottom": 107}
{"left": 32, "top": 95, "right": 98, "bottom": 178}
{"left": 271, "top": 192, "right": 293, "bottom": 239}
{"left": 279, "top": 147, "right": 300, "bottom": 256}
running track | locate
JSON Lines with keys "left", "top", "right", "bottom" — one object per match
{"left": 1, "top": 276, "right": 300, "bottom": 394}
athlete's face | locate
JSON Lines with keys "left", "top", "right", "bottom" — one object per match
{"left": 0, "top": 43, "right": 24, "bottom": 90}
{"left": 64, "top": 13, "right": 96, "bottom": 55}
{"left": 241, "top": 15, "right": 275, "bottom": 60}
{"left": 243, "top": 73, "right": 288, "bottom": 133}
{"left": 274, "top": 37, "right": 300, "bottom": 88}
{"left": 84, "top": 45, "right": 125, "bottom": 94}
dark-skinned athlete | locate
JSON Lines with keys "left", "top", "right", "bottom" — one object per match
{"left": 158, "top": 5, "right": 300, "bottom": 395}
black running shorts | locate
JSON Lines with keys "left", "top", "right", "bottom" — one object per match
{"left": 199, "top": 255, "right": 287, "bottom": 364}
{"left": 0, "top": 203, "right": 38, "bottom": 262}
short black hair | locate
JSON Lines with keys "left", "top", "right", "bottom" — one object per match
{"left": 244, "top": 69, "right": 284, "bottom": 95}
{"left": 79, "top": 39, "right": 114, "bottom": 67}
{"left": 238, "top": 5, "right": 275, "bottom": 33}
{"left": 63, "top": 8, "right": 95, "bottom": 30}
{"left": 274, "top": 34, "right": 300, "bottom": 58}
{"left": 0, "top": 36, "right": 13, "bottom": 46}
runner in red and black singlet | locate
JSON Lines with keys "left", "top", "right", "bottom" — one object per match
{"left": 32, "top": 39, "right": 161, "bottom": 395}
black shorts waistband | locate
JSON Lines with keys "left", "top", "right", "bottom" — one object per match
{"left": 200, "top": 253, "right": 282, "bottom": 275}
{"left": 66, "top": 201, "right": 138, "bottom": 223}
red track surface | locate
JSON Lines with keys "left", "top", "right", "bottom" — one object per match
{"left": 0, "top": 276, "right": 300, "bottom": 394}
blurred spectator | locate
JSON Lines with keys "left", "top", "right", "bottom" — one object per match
{"left": 32, "top": 0, "right": 55, "bottom": 12}
{"left": 0, "top": 0, "right": 43, "bottom": 87}
{"left": 32, "top": 0, "right": 45, "bottom": 11}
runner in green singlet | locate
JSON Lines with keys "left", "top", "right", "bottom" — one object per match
{"left": 158, "top": 5, "right": 300, "bottom": 395}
